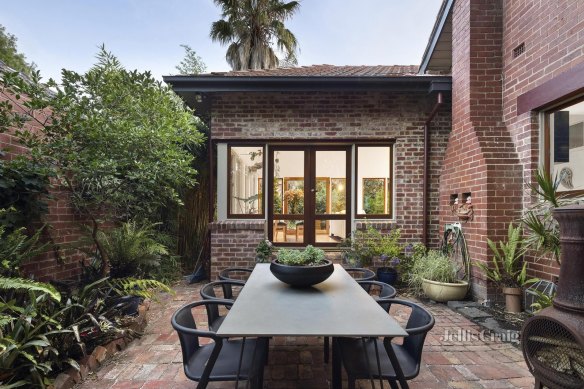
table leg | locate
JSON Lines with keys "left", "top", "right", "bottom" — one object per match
{"left": 332, "top": 337, "right": 341, "bottom": 389}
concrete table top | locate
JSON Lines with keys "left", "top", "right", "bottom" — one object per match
{"left": 217, "top": 264, "right": 407, "bottom": 338}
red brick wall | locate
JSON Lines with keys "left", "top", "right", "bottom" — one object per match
{"left": 501, "top": 0, "right": 584, "bottom": 280}
{"left": 211, "top": 91, "right": 451, "bottom": 246}
{"left": 209, "top": 220, "right": 265, "bottom": 280}
{"left": 441, "top": 0, "right": 523, "bottom": 300}
{"left": 442, "top": 0, "right": 584, "bottom": 300}
{"left": 1, "top": 91, "right": 86, "bottom": 281}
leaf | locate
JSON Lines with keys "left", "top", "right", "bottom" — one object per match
{"left": 0, "top": 278, "right": 61, "bottom": 302}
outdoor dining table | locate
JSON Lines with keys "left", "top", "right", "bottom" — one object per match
{"left": 216, "top": 263, "right": 408, "bottom": 389}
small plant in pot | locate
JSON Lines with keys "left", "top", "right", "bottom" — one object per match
{"left": 255, "top": 239, "right": 274, "bottom": 263}
{"left": 375, "top": 229, "right": 404, "bottom": 285}
{"left": 270, "top": 245, "right": 333, "bottom": 287}
{"left": 475, "top": 222, "right": 538, "bottom": 313}
{"left": 409, "top": 248, "right": 469, "bottom": 302}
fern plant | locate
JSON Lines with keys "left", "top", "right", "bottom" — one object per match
{"left": 97, "top": 221, "right": 168, "bottom": 278}
{"left": 475, "top": 223, "right": 538, "bottom": 288}
{"left": 0, "top": 209, "right": 48, "bottom": 277}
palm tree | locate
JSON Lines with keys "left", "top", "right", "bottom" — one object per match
{"left": 210, "top": 0, "right": 300, "bottom": 71}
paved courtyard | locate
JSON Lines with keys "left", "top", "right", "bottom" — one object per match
{"left": 75, "top": 282, "right": 534, "bottom": 389}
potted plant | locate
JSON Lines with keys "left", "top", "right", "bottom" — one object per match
{"left": 270, "top": 245, "right": 333, "bottom": 287}
{"left": 475, "top": 222, "right": 538, "bottom": 313}
{"left": 340, "top": 226, "right": 384, "bottom": 268}
{"left": 341, "top": 227, "right": 406, "bottom": 285}
{"left": 255, "top": 239, "right": 274, "bottom": 263}
{"left": 409, "top": 248, "right": 469, "bottom": 302}
{"left": 375, "top": 229, "right": 404, "bottom": 285}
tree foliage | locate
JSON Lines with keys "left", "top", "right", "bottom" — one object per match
{"left": 210, "top": 0, "right": 300, "bottom": 70}
{"left": 0, "top": 24, "right": 35, "bottom": 76}
{"left": 0, "top": 46, "right": 204, "bottom": 274}
{"left": 175, "top": 44, "right": 207, "bottom": 75}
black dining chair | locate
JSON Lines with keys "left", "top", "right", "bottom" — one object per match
{"left": 200, "top": 280, "right": 245, "bottom": 331}
{"left": 358, "top": 280, "right": 397, "bottom": 311}
{"left": 334, "top": 298, "right": 435, "bottom": 389}
{"left": 171, "top": 299, "right": 268, "bottom": 389}
{"left": 218, "top": 267, "right": 254, "bottom": 282}
{"left": 323, "top": 279, "right": 398, "bottom": 364}
{"left": 345, "top": 267, "right": 376, "bottom": 283}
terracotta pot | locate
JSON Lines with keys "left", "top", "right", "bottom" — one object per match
{"left": 421, "top": 279, "right": 469, "bottom": 302}
{"left": 502, "top": 287, "right": 522, "bottom": 313}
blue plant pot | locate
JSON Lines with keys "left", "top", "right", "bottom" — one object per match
{"left": 377, "top": 268, "right": 398, "bottom": 285}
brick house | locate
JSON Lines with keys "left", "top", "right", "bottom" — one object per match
{"left": 167, "top": 0, "right": 584, "bottom": 301}
{"left": 165, "top": 67, "right": 452, "bottom": 280}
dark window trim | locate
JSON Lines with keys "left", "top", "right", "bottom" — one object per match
{"left": 543, "top": 96, "right": 584, "bottom": 197}
{"left": 355, "top": 145, "right": 394, "bottom": 219}
{"left": 227, "top": 144, "right": 266, "bottom": 219}
{"left": 267, "top": 145, "right": 352, "bottom": 248}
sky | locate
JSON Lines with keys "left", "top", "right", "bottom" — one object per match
{"left": 1, "top": 0, "right": 443, "bottom": 82}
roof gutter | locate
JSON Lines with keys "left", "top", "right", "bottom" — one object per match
{"left": 163, "top": 75, "right": 452, "bottom": 94}
{"left": 418, "top": 0, "right": 454, "bottom": 75}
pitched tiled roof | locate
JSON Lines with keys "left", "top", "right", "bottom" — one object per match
{"left": 208, "top": 64, "right": 420, "bottom": 77}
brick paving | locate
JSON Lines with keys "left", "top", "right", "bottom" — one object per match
{"left": 75, "top": 282, "right": 534, "bottom": 389}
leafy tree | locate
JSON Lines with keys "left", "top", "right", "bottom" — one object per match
{"left": 210, "top": 0, "right": 300, "bottom": 70}
{"left": 175, "top": 44, "right": 207, "bottom": 75}
{"left": 0, "top": 46, "right": 204, "bottom": 275}
{"left": 0, "top": 24, "right": 35, "bottom": 75}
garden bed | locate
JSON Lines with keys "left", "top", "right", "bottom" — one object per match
{"left": 49, "top": 301, "right": 150, "bottom": 389}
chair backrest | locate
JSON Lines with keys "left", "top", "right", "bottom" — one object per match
{"left": 218, "top": 267, "right": 253, "bottom": 282}
{"left": 171, "top": 300, "right": 231, "bottom": 364}
{"left": 358, "top": 280, "right": 397, "bottom": 310}
{"left": 200, "top": 280, "right": 245, "bottom": 322}
{"left": 378, "top": 298, "right": 435, "bottom": 368}
{"left": 345, "top": 267, "right": 376, "bottom": 283}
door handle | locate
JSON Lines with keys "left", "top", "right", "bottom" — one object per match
{"left": 310, "top": 188, "right": 316, "bottom": 192}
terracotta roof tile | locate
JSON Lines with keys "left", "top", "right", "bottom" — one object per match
{"left": 207, "top": 64, "right": 419, "bottom": 77}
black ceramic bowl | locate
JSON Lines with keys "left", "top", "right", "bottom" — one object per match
{"left": 270, "top": 259, "right": 334, "bottom": 287}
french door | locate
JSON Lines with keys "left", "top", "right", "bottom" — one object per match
{"left": 268, "top": 145, "right": 351, "bottom": 247}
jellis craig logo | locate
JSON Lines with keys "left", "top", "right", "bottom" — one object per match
{"left": 440, "top": 328, "right": 520, "bottom": 344}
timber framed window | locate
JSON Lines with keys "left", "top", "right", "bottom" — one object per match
{"left": 227, "top": 145, "right": 265, "bottom": 218}
{"left": 544, "top": 97, "right": 584, "bottom": 196}
{"left": 355, "top": 145, "right": 393, "bottom": 219}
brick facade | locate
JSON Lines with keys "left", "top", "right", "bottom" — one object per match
{"left": 210, "top": 91, "right": 452, "bottom": 276}
{"left": 0, "top": 92, "right": 86, "bottom": 281}
{"left": 440, "top": 0, "right": 584, "bottom": 300}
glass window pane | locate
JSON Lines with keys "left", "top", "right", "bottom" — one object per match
{"left": 273, "top": 220, "right": 304, "bottom": 244}
{"left": 273, "top": 150, "right": 305, "bottom": 244}
{"left": 315, "top": 219, "right": 346, "bottom": 243}
{"left": 549, "top": 100, "right": 584, "bottom": 192}
{"left": 274, "top": 151, "right": 305, "bottom": 215}
{"left": 357, "top": 146, "right": 391, "bottom": 215}
{"left": 229, "top": 146, "right": 263, "bottom": 215}
{"left": 315, "top": 151, "right": 347, "bottom": 215}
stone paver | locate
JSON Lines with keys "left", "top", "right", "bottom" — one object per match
{"left": 75, "top": 282, "right": 534, "bottom": 389}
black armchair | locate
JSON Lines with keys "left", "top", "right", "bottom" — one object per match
{"left": 171, "top": 299, "right": 268, "bottom": 389}
{"left": 357, "top": 280, "right": 397, "bottom": 311}
{"left": 200, "top": 280, "right": 245, "bottom": 331}
{"left": 219, "top": 267, "right": 254, "bottom": 282}
{"left": 335, "top": 298, "right": 435, "bottom": 389}
{"left": 345, "top": 267, "right": 376, "bottom": 283}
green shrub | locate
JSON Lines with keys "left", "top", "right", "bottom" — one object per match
{"left": 276, "top": 245, "right": 326, "bottom": 266}
{"left": 97, "top": 221, "right": 168, "bottom": 278}
{"left": 408, "top": 250, "right": 459, "bottom": 295}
